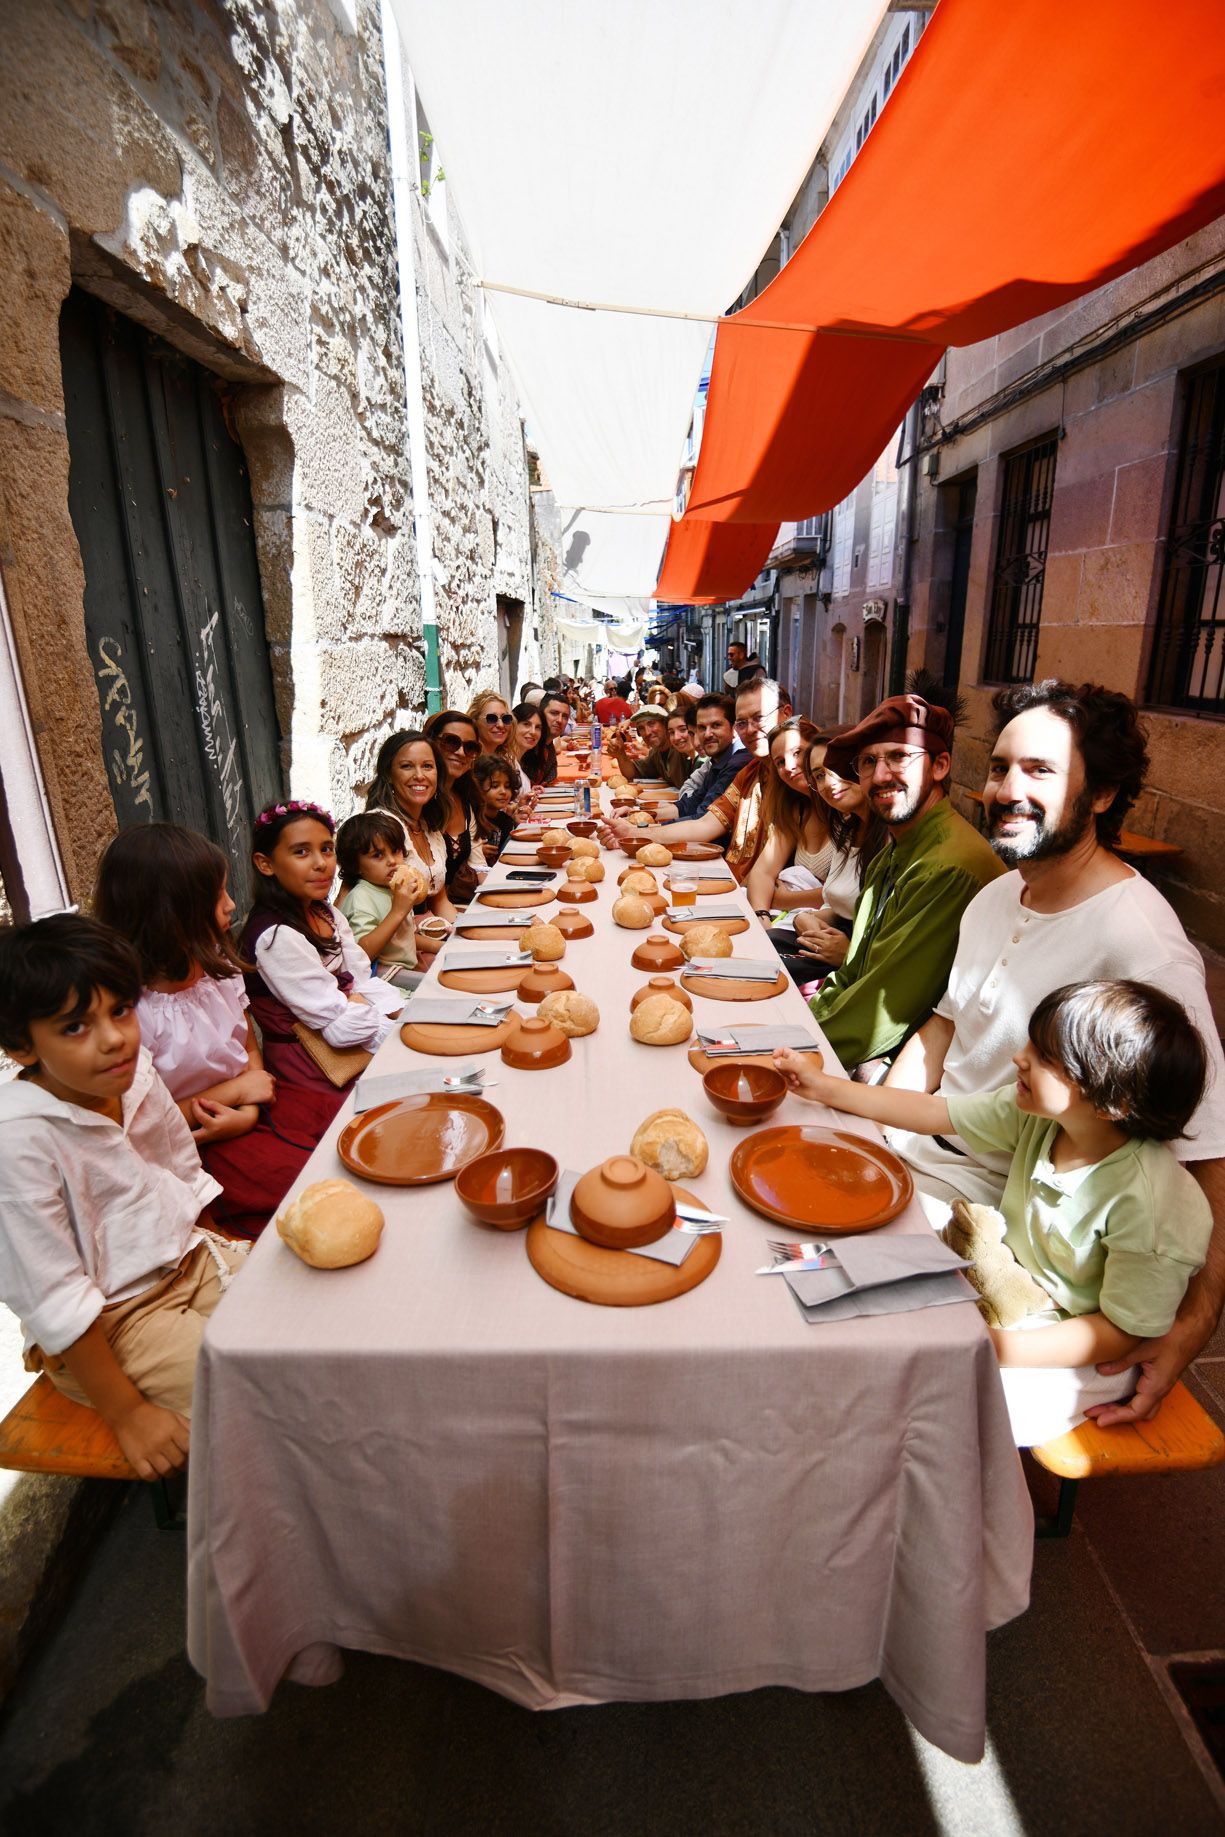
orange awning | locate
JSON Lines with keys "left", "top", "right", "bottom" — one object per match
{"left": 659, "top": 0, "right": 1225, "bottom": 600}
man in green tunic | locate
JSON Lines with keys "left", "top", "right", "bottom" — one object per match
{"left": 810, "top": 694, "right": 1003, "bottom": 1076}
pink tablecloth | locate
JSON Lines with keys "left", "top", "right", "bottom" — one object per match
{"left": 187, "top": 826, "right": 1032, "bottom": 1761}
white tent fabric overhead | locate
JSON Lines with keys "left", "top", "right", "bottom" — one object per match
{"left": 391, "top": 0, "right": 886, "bottom": 589}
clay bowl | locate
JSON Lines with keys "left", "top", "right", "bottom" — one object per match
{"left": 553, "top": 907, "right": 595, "bottom": 940}
{"left": 518, "top": 962, "right": 575, "bottom": 1004}
{"left": 455, "top": 1146, "right": 559, "bottom": 1229}
{"left": 537, "top": 845, "right": 572, "bottom": 870}
{"left": 556, "top": 881, "right": 597, "bottom": 904}
{"left": 567, "top": 819, "right": 598, "bottom": 838}
{"left": 501, "top": 1013, "right": 572, "bottom": 1070}
{"left": 702, "top": 1062, "right": 787, "bottom": 1125}
{"left": 570, "top": 1154, "right": 675, "bottom": 1250}
{"left": 630, "top": 932, "right": 686, "bottom": 972}
{"left": 630, "top": 975, "right": 693, "bottom": 1013}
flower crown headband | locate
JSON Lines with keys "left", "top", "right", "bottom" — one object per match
{"left": 253, "top": 798, "right": 334, "bottom": 833}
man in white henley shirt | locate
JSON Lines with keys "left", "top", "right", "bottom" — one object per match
{"left": 885, "top": 682, "right": 1225, "bottom": 1427}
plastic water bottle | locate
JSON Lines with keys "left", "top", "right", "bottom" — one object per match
{"left": 591, "top": 716, "right": 602, "bottom": 758}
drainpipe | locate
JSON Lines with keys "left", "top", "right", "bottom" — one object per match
{"left": 380, "top": 0, "right": 443, "bottom": 714}
{"left": 893, "top": 396, "right": 923, "bottom": 690}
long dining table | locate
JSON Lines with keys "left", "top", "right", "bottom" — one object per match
{"left": 186, "top": 774, "right": 1033, "bottom": 1762}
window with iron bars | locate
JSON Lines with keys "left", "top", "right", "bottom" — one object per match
{"left": 1146, "top": 358, "right": 1225, "bottom": 715}
{"left": 983, "top": 434, "right": 1058, "bottom": 684}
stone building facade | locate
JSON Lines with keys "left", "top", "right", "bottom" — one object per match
{"left": 0, "top": 0, "right": 552, "bottom": 915}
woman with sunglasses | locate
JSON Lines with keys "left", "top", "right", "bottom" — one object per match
{"left": 423, "top": 708, "right": 488, "bottom": 905}
{"left": 469, "top": 690, "right": 516, "bottom": 761}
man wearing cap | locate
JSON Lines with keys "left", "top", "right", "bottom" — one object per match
{"left": 810, "top": 694, "right": 1003, "bottom": 1076}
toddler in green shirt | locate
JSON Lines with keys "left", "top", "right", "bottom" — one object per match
{"left": 336, "top": 812, "right": 425, "bottom": 994}
{"left": 776, "top": 980, "right": 1212, "bottom": 1443}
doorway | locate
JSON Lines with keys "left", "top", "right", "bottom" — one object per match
{"left": 60, "top": 289, "right": 283, "bottom": 908}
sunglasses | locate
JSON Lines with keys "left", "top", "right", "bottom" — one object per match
{"left": 438, "top": 735, "right": 479, "bottom": 757}
{"left": 482, "top": 712, "right": 512, "bottom": 727}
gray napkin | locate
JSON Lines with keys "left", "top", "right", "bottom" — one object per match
{"left": 696, "top": 1025, "right": 820, "bottom": 1055}
{"left": 685, "top": 957, "right": 782, "bottom": 981}
{"left": 547, "top": 1169, "right": 697, "bottom": 1267}
{"left": 457, "top": 910, "right": 539, "bottom": 929}
{"left": 354, "top": 1064, "right": 487, "bottom": 1111}
{"left": 441, "top": 948, "right": 531, "bottom": 970}
{"left": 670, "top": 904, "right": 744, "bottom": 923}
{"left": 784, "top": 1234, "right": 974, "bottom": 1323}
{"left": 405, "top": 997, "right": 514, "bottom": 1027}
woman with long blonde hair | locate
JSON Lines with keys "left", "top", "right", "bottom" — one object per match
{"left": 468, "top": 689, "right": 517, "bottom": 764}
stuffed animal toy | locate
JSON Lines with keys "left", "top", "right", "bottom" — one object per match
{"left": 942, "top": 1200, "right": 1050, "bottom": 1327}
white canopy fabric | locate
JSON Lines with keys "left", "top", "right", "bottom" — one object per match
{"left": 556, "top": 507, "right": 670, "bottom": 611}
{"left": 391, "top": 0, "right": 886, "bottom": 586}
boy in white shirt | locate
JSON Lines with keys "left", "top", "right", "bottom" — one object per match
{"left": 0, "top": 916, "right": 246, "bottom": 1480}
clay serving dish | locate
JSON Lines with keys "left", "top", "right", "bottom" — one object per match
{"left": 501, "top": 1013, "right": 572, "bottom": 1070}
{"left": 510, "top": 825, "right": 545, "bottom": 842}
{"left": 552, "top": 907, "right": 595, "bottom": 940}
{"left": 729, "top": 1126, "right": 913, "bottom": 1232}
{"left": 537, "top": 845, "right": 572, "bottom": 870}
{"left": 630, "top": 975, "right": 693, "bottom": 1013}
{"left": 630, "top": 932, "right": 685, "bottom": 972}
{"left": 570, "top": 1154, "right": 674, "bottom": 1250}
{"left": 478, "top": 886, "right": 557, "bottom": 910}
{"left": 454, "top": 1146, "right": 559, "bottom": 1229}
{"left": 702, "top": 1062, "right": 787, "bottom": 1125}
{"left": 556, "top": 881, "right": 597, "bottom": 904}
{"left": 337, "top": 1093, "right": 505, "bottom": 1185}
{"left": 567, "top": 819, "right": 598, "bottom": 838}
{"left": 663, "top": 912, "right": 749, "bottom": 938}
{"left": 517, "top": 962, "right": 575, "bottom": 1003}
{"left": 669, "top": 843, "right": 724, "bottom": 861}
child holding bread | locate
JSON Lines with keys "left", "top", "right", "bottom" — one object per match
{"left": 0, "top": 916, "right": 247, "bottom": 1478}
{"left": 336, "top": 811, "right": 427, "bottom": 993}
{"left": 775, "top": 980, "right": 1212, "bottom": 1444}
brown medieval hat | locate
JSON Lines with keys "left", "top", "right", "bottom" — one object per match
{"left": 824, "top": 693, "right": 955, "bottom": 778}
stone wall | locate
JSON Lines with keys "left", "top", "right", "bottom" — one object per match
{"left": 907, "top": 219, "right": 1225, "bottom": 946}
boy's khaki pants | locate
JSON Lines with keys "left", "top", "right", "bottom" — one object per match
{"left": 29, "top": 1237, "right": 248, "bottom": 1418}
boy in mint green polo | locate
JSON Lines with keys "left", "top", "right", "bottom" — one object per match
{"left": 775, "top": 980, "right": 1212, "bottom": 1444}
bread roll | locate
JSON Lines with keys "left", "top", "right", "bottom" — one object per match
{"left": 631, "top": 1109, "right": 708, "bottom": 1180}
{"left": 629, "top": 993, "right": 693, "bottom": 1046}
{"left": 680, "top": 924, "right": 734, "bottom": 961}
{"left": 635, "top": 843, "right": 673, "bottom": 868}
{"left": 607, "top": 775, "right": 630, "bottom": 791}
{"left": 566, "top": 857, "right": 605, "bottom": 883}
{"left": 570, "top": 837, "right": 600, "bottom": 859}
{"left": 619, "top": 868, "right": 658, "bottom": 896}
{"left": 627, "top": 811, "right": 651, "bottom": 827}
{"left": 276, "top": 1179, "right": 384, "bottom": 1269}
{"left": 537, "top": 990, "right": 600, "bottom": 1037}
{"left": 390, "top": 859, "right": 430, "bottom": 906}
{"left": 522, "top": 921, "right": 565, "bottom": 962}
{"left": 613, "top": 894, "right": 654, "bottom": 930}
{"left": 540, "top": 827, "right": 571, "bottom": 847}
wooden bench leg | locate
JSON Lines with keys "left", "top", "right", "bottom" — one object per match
{"left": 1034, "top": 1476, "right": 1078, "bottom": 1539}
{"left": 148, "top": 1475, "right": 185, "bottom": 1529}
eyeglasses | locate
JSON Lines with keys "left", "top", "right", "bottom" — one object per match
{"left": 734, "top": 713, "right": 764, "bottom": 732}
{"left": 853, "top": 746, "right": 928, "bottom": 777}
{"left": 482, "top": 713, "right": 512, "bottom": 727}
{"left": 438, "top": 735, "right": 480, "bottom": 757}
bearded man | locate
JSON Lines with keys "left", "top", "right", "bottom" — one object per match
{"left": 884, "top": 680, "right": 1225, "bottom": 1426}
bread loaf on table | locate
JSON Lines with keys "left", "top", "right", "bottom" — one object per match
{"left": 277, "top": 1179, "right": 384, "bottom": 1268}
{"left": 522, "top": 921, "right": 566, "bottom": 961}
{"left": 631, "top": 1109, "right": 708, "bottom": 1179}
{"left": 629, "top": 993, "right": 693, "bottom": 1045}
{"left": 635, "top": 843, "right": 673, "bottom": 868}
{"left": 680, "top": 924, "right": 734, "bottom": 961}
{"left": 537, "top": 990, "right": 600, "bottom": 1037}
{"left": 613, "top": 894, "right": 655, "bottom": 930}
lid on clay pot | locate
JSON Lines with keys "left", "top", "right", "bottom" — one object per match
{"left": 552, "top": 907, "right": 595, "bottom": 939}
{"left": 630, "top": 975, "right": 693, "bottom": 1013}
{"left": 500, "top": 1014, "right": 572, "bottom": 1070}
{"left": 556, "top": 881, "right": 598, "bottom": 904}
{"left": 518, "top": 963, "right": 576, "bottom": 1004}
{"left": 570, "top": 1154, "right": 675, "bottom": 1249}
{"left": 630, "top": 932, "right": 685, "bottom": 972}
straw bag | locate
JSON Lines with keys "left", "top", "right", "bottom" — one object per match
{"left": 291, "top": 1022, "right": 373, "bottom": 1088}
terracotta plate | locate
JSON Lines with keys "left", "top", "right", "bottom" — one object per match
{"left": 510, "top": 826, "right": 546, "bottom": 842}
{"left": 438, "top": 964, "right": 531, "bottom": 994}
{"left": 455, "top": 915, "right": 535, "bottom": 939}
{"left": 526, "top": 1185, "right": 721, "bottom": 1307}
{"left": 679, "top": 967, "right": 789, "bottom": 1002}
{"left": 691, "top": 875, "right": 738, "bottom": 897}
{"left": 663, "top": 912, "right": 749, "bottom": 937}
{"left": 687, "top": 1028, "right": 823, "bottom": 1076}
{"left": 337, "top": 1093, "right": 505, "bottom": 1185}
{"left": 478, "top": 886, "right": 557, "bottom": 910}
{"left": 669, "top": 843, "right": 724, "bottom": 861}
{"left": 400, "top": 1014, "right": 521, "bottom": 1057}
{"left": 729, "top": 1126, "right": 913, "bottom": 1233}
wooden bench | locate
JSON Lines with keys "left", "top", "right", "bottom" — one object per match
{"left": 1028, "top": 1380, "right": 1225, "bottom": 1536}
{"left": 962, "top": 789, "right": 1183, "bottom": 866}
{"left": 0, "top": 1376, "right": 176, "bottom": 1527}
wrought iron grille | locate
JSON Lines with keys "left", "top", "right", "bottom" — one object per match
{"left": 983, "top": 435, "right": 1058, "bottom": 684}
{"left": 1147, "top": 360, "right": 1225, "bottom": 714}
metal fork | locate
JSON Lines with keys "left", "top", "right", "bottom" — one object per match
{"left": 766, "top": 1238, "right": 831, "bottom": 1262}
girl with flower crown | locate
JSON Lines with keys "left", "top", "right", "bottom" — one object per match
{"left": 234, "top": 803, "right": 404, "bottom": 1210}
